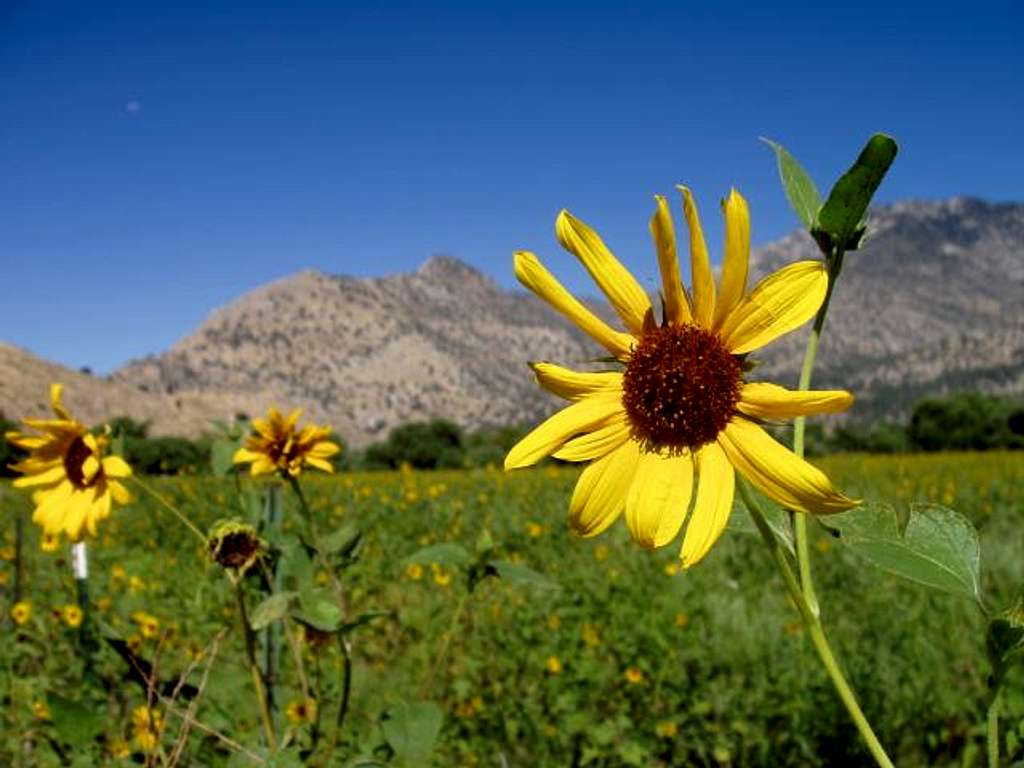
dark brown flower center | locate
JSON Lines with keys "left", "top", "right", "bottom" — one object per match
{"left": 621, "top": 323, "right": 742, "bottom": 451}
{"left": 63, "top": 436, "right": 96, "bottom": 488}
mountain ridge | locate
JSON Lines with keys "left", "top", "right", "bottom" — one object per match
{"left": 3, "top": 196, "right": 1020, "bottom": 445}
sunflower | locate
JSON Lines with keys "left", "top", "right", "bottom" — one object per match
{"left": 233, "top": 407, "right": 340, "bottom": 477}
{"left": 7, "top": 384, "right": 132, "bottom": 542}
{"left": 505, "top": 188, "right": 857, "bottom": 567}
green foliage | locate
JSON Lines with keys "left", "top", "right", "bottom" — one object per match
{"left": 762, "top": 137, "right": 822, "bottom": 228}
{"left": 360, "top": 421, "right": 526, "bottom": 470}
{"left": 121, "top": 434, "right": 209, "bottom": 475}
{"left": 908, "top": 392, "right": 1024, "bottom": 451}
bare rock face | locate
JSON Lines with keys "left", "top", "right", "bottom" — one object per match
{"left": 112, "top": 257, "right": 603, "bottom": 445}
{"left": 7, "top": 197, "right": 1019, "bottom": 444}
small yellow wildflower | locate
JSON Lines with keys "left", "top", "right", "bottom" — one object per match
{"left": 0, "top": 571, "right": 8, "bottom": 587}
{"left": 581, "top": 623, "right": 601, "bottom": 648}
{"left": 546, "top": 614, "right": 561, "bottom": 631}
{"left": 108, "top": 738, "right": 131, "bottom": 759}
{"left": 664, "top": 561, "right": 681, "bottom": 576}
{"left": 32, "top": 700, "right": 51, "bottom": 720}
{"left": 526, "top": 522, "right": 544, "bottom": 538}
{"left": 131, "top": 706, "right": 163, "bottom": 753}
{"left": 40, "top": 533, "right": 60, "bottom": 553}
{"left": 132, "top": 611, "right": 160, "bottom": 639}
{"left": 126, "top": 634, "right": 143, "bottom": 653}
{"left": 11, "top": 601, "right": 31, "bottom": 625}
{"left": 675, "top": 612, "right": 690, "bottom": 629}
{"left": 96, "top": 596, "right": 113, "bottom": 612}
{"left": 110, "top": 563, "right": 127, "bottom": 582}
{"left": 624, "top": 666, "right": 644, "bottom": 685}
{"left": 7, "top": 384, "right": 133, "bottom": 541}
{"left": 128, "top": 576, "right": 145, "bottom": 594}
{"left": 233, "top": 407, "right": 340, "bottom": 477}
{"left": 656, "top": 721, "right": 678, "bottom": 739}
{"left": 545, "top": 655, "right": 562, "bottom": 675}
{"left": 285, "top": 698, "right": 317, "bottom": 725}
{"left": 594, "top": 544, "right": 610, "bottom": 562}
{"left": 0, "top": 545, "right": 15, "bottom": 561}
{"left": 62, "top": 603, "right": 84, "bottom": 628}
{"left": 431, "top": 563, "right": 451, "bottom": 587}
{"left": 405, "top": 562, "right": 424, "bottom": 581}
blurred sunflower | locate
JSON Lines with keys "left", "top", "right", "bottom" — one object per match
{"left": 7, "top": 385, "right": 132, "bottom": 541}
{"left": 505, "top": 189, "right": 856, "bottom": 566}
{"left": 233, "top": 407, "right": 340, "bottom": 477}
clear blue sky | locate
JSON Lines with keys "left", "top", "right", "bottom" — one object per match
{"left": 2, "top": 1, "right": 1021, "bottom": 373}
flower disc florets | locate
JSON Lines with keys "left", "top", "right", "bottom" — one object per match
{"left": 621, "top": 323, "right": 742, "bottom": 451}
{"left": 208, "top": 519, "right": 264, "bottom": 575}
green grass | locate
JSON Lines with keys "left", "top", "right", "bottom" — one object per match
{"left": 2, "top": 451, "right": 1023, "bottom": 766}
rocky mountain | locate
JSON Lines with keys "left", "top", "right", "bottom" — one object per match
{"left": 110, "top": 256, "right": 600, "bottom": 445}
{"left": 5, "top": 197, "right": 1021, "bottom": 444}
{"left": 748, "top": 197, "right": 1024, "bottom": 420}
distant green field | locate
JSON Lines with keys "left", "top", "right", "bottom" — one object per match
{"left": 3, "top": 451, "right": 1023, "bottom": 767}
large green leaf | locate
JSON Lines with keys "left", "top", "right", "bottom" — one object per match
{"left": 762, "top": 138, "right": 822, "bottom": 229}
{"left": 249, "top": 592, "right": 297, "bottom": 631}
{"left": 381, "top": 700, "right": 443, "bottom": 765}
{"left": 490, "top": 561, "right": 560, "bottom": 591}
{"left": 318, "top": 523, "right": 361, "bottom": 557}
{"left": 49, "top": 694, "right": 105, "bottom": 748}
{"left": 831, "top": 502, "right": 981, "bottom": 603}
{"left": 727, "top": 497, "right": 795, "bottom": 555}
{"left": 814, "top": 133, "right": 898, "bottom": 251}
{"left": 405, "top": 542, "right": 472, "bottom": 568}
{"left": 292, "top": 587, "right": 343, "bottom": 632}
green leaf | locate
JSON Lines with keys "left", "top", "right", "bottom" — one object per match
{"left": 48, "top": 694, "right": 105, "bottom": 748}
{"left": 405, "top": 542, "right": 472, "bottom": 568}
{"left": 292, "top": 588, "right": 343, "bottom": 632}
{"left": 761, "top": 137, "right": 822, "bottom": 229}
{"left": 814, "top": 133, "right": 898, "bottom": 251}
{"left": 490, "top": 560, "right": 560, "bottom": 591}
{"left": 831, "top": 502, "right": 981, "bottom": 603}
{"left": 381, "top": 700, "right": 443, "bottom": 765}
{"left": 727, "top": 497, "right": 795, "bottom": 555}
{"left": 249, "top": 592, "right": 297, "bottom": 631}
{"left": 210, "top": 439, "right": 240, "bottom": 477}
{"left": 319, "top": 523, "right": 361, "bottom": 557}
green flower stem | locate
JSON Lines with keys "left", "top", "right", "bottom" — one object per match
{"left": 739, "top": 479, "right": 894, "bottom": 768}
{"left": 234, "top": 580, "right": 278, "bottom": 754}
{"left": 791, "top": 250, "right": 845, "bottom": 617}
{"left": 130, "top": 477, "right": 207, "bottom": 544}
{"left": 988, "top": 670, "right": 1006, "bottom": 768}
{"left": 261, "top": 483, "right": 282, "bottom": 722}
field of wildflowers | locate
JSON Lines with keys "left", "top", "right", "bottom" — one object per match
{"left": 2, "top": 452, "right": 1022, "bottom": 766}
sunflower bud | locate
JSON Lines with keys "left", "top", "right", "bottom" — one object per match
{"left": 208, "top": 519, "right": 264, "bottom": 575}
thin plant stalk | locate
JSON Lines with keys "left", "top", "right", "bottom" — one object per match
{"left": 988, "top": 670, "right": 1006, "bottom": 768}
{"left": 261, "top": 483, "right": 283, "bottom": 721}
{"left": 739, "top": 479, "right": 894, "bottom": 768}
{"left": 233, "top": 580, "right": 278, "bottom": 753}
{"left": 130, "top": 477, "right": 207, "bottom": 544}
{"left": 13, "top": 503, "right": 25, "bottom": 604}
{"left": 790, "top": 249, "right": 845, "bottom": 617}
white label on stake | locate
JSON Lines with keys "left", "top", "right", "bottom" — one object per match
{"left": 71, "top": 541, "right": 88, "bottom": 580}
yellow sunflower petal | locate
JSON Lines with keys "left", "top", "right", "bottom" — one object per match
{"left": 650, "top": 195, "right": 691, "bottom": 325}
{"left": 681, "top": 442, "right": 735, "bottom": 568}
{"left": 713, "top": 189, "right": 750, "bottom": 329}
{"left": 233, "top": 447, "right": 262, "bottom": 465}
{"left": 553, "top": 414, "right": 631, "bottom": 462}
{"left": 85, "top": 487, "right": 112, "bottom": 537}
{"left": 625, "top": 449, "right": 693, "bottom": 549}
{"left": 102, "top": 455, "right": 133, "bottom": 479}
{"left": 12, "top": 464, "right": 66, "bottom": 488}
{"left": 555, "top": 210, "right": 652, "bottom": 336}
{"left": 109, "top": 480, "right": 132, "bottom": 505}
{"left": 49, "top": 383, "right": 71, "bottom": 420}
{"left": 569, "top": 439, "right": 641, "bottom": 537}
{"left": 33, "top": 481, "right": 74, "bottom": 531}
{"left": 80, "top": 453, "right": 101, "bottom": 485}
{"left": 504, "top": 393, "right": 624, "bottom": 470}
{"left": 304, "top": 456, "right": 335, "bottom": 473}
{"left": 738, "top": 382, "right": 854, "bottom": 420}
{"left": 529, "top": 362, "right": 623, "bottom": 402}
{"left": 250, "top": 456, "right": 276, "bottom": 476}
{"left": 308, "top": 441, "right": 340, "bottom": 458}
{"left": 720, "top": 261, "right": 828, "bottom": 354}
{"left": 718, "top": 417, "right": 856, "bottom": 515}
{"left": 514, "top": 251, "right": 634, "bottom": 360}
{"left": 252, "top": 417, "right": 276, "bottom": 441}
{"left": 679, "top": 186, "right": 716, "bottom": 328}
{"left": 63, "top": 491, "right": 91, "bottom": 542}
{"left": 284, "top": 409, "right": 302, "bottom": 431}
